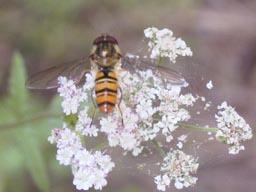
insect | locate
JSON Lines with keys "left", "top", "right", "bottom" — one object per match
{"left": 27, "top": 34, "right": 186, "bottom": 117}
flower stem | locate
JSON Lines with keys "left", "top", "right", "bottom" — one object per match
{"left": 151, "top": 139, "right": 166, "bottom": 158}
{"left": 157, "top": 56, "right": 162, "bottom": 67}
{"left": 178, "top": 122, "right": 218, "bottom": 132}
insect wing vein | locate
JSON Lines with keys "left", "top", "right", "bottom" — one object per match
{"left": 121, "top": 56, "right": 186, "bottom": 86}
{"left": 26, "top": 58, "right": 90, "bottom": 89}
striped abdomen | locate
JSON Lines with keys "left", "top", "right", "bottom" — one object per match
{"left": 95, "top": 69, "right": 118, "bottom": 112}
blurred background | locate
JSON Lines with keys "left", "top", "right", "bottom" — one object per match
{"left": 0, "top": 0, "right": 255, "bottom": 191}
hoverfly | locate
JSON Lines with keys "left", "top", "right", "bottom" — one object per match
{"left": 27, "top": 34, "right": 186, "bottom": 115}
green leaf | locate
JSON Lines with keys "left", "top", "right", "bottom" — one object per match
{"left": 17, "top": 128, "right": 50, "bottom": 192}
{"left": 0, "top": 100, "right": 15, "bottom": 124}
{"left": 0, "top": 52, "right": 54, "bottom": 192}
{"left": 0, "top": 144, "right": 24, "bottom": 175}
{"left": 8, "top": 51, "right": 28, "bottom": 113}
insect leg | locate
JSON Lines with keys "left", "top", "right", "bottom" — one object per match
{"left": 117, "top": 69, "right": 129, "bottom": 87}
{"left": 90, "top": 88, "right": 97, "bottom": 127}
{"left": 117, "top": 88, "right": 124, "bottom": 127}
{"left": 90, "top": 108, "right": 97, "bottom": 127}
{"left": 91, "top": 88, "right": 97, "bottom": 108}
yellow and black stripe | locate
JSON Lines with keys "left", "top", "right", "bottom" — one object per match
{"left": 95, "top": 68, "right": 118, "bottom": 112}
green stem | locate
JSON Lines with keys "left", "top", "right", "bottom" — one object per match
{"left": 178, "top": 122, "right": 218, "bottom": 132}
{"left": 153, "top": 117, "right": 218, "bottom": 133}
{"left": 157, "top": 56, "right": 162, "bottom": 67}
{"left": 0, "top": 112, "right": 62, "bottom": 131}
{"left": 151, "top": 139, "right": 166, "bottom": 158}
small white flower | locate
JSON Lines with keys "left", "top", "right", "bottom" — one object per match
{"left": 119, "top": 132, "right": 137, "bottom": 150}
{"left": 176, "top": 142, "right": 183, "bottom": 149}
{"left": 93, "top": 171, "right": 108, "bottom": 190}
{"left": 154, "top": 174, "right": 171, "bottom": 191}
{"left": 83, "top": 72, "right": 95, "bottom": 91}
{"left": 74, "top": 149, "right": 94, "bottom": 167}
{"left": 206, "top": 80, "right": 213, "bottom": 90}
{"left": 73, "top": 168, "right": 93, "bottom": 190}
{"left": 94, "top": 151, "right": 115, "bottom": 173}
{"left": 204, "top": 102, "right": 212, "bottom": 110}
{"left": 56, "top": 147, "right": 75, "bottom": 166}
{"left": 76, "top": 108, "right": 98, "bottom": 137}
{"left": 136, "top": 99, "right": 154, "bottom": 119}
{"left": 178, "top": 94, "right": 197, "bottom": 106}
{"left": 100, "top": 115, "right": 119, "bottom": 135}
{"left": 132, "top": 147, "right": 144, "bottom": 156}
{"left": 144, "top": 27, "right": 159, "bottom": 38}
{"left": 178, "top": 135, "right": 188, "bottom": 142}
{"left": 174, "top": 180, "right": 184, "bottom": 189}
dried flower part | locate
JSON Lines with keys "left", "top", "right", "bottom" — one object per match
{"left": 144, "top": 27, "right": 193, "bottom": 63}
{"left": 215, "top": 102, "right": 253, "bottom": 154}
{"left": 154, "top": 150, "right": 199, "bottom": 191}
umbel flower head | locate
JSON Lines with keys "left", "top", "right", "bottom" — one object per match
{"left": 215, "top": 102, "right": 253, "bottom": 154}
{"left": 154, "top": 149, "right": 199, "bottom": 191}
{"left": 48, "top": 127, "right": 114, "bottom": 190}
{"left": 48, "top": 27, "right": 253, "bottom": 191}
{"left": 144, "top": 27, "right": 193, "bottom": 62}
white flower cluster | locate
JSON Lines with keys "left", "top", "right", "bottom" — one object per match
{"left": 144, "top": 27, "right": 193, "bottom": 63}
{"left": 48, "top": 127, "right": 114, "bottom": 190}
{"left": 154, "top": 150, "right": 199, "bottom": 191}
{"left": 215, "top": 102, "right": 253, "bottom": 154}
{"left": 98, "top": 68, "right": 196, "bottom": 156}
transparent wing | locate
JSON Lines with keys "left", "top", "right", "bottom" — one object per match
{"left": 26, "top": 57, "right": 90, "bottom": 90}
{"left": 121, "top": 56, "right": 186, "bottom": 86}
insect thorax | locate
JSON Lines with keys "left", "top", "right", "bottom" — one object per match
{"left": 90, "top": 34, "right": 122, "bottom": 68}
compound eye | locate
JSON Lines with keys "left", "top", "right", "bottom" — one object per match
{"left": 93, "top": 35, "right": 118, "bottom": 45}
{"left": 107, "top": 35, "right": 118, "bottom": 44}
